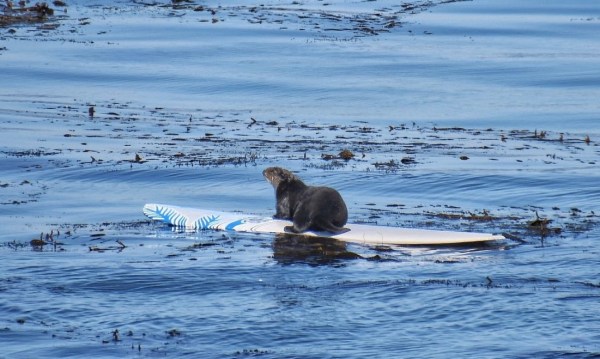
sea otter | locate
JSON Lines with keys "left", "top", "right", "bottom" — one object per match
{"left": 263, "top": 167, "right": 348, "bottom": 234}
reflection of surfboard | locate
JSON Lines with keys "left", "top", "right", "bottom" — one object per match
{"left": 143, "top": 203, "right": 504, "bottom": 246}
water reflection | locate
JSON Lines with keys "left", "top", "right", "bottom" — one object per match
{"left": 272, "top": 233, "right": 361, "bottom": 266}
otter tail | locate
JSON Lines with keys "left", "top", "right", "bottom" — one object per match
{"left": 324, "top": 226, "right": 349, "bottom": 235}
{"left": 313, "top": 219, "right": 348, "bottom": 234}
{"left": 286, "top": 220, "right": 348, "bottom": 235}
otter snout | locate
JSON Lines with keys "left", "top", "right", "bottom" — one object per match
{"left": 263, "top": 166, "right": 296, "bottom": 189}
{"left": 262, "top": 167, "right": 277, "bottom": 187}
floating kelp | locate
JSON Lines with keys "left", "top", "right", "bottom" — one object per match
{"left": 0, "top": 2, "right": 55, "bottom": 27}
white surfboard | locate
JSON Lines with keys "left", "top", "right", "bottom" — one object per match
{"left": 144, "top": 203, "right": 505, "bottom": 245}
{"left": 143, "top": 203, "right": 504, "bottom": 246}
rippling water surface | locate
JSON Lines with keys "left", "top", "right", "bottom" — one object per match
{"left": 1, "top": 0, "right": 600, "bottom": 358}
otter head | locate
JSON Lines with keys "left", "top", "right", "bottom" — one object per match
{"left": 263, "top": 167, "right": 297, "bottom": 189}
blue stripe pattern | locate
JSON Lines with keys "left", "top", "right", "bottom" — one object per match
{"left": 225, "top": 219, "right": 245, "bottom": 230}
{"left": 143, "top": 205, "right": 189, "bottom": 227}
{"left": 194, "top": 215, "right": 220, "bottom": 230}
{"left": 143, "top": 204, "right": 225, "bottom": 230}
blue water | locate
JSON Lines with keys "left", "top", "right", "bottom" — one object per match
{"left": 1, "top": 0, "right": 600, "bottom": 357}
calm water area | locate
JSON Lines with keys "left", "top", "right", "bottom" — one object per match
{"left": 1, "top": 0, "right": 600, "bottom": 357}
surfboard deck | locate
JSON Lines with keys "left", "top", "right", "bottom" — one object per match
{"left": 143, "top": 203, "right": 504, "bottom": 246}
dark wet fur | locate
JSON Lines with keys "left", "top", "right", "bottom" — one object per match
{"left": 263, "top": 167, "right": 348, "bottom": 234}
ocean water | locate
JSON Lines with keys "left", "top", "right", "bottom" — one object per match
{"left": 1, "top": 0, "right": 599, "bottom": 358}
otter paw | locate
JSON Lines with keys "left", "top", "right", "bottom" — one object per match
{"left": 284, "top": 225, "right": 300, "bottom": 233}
